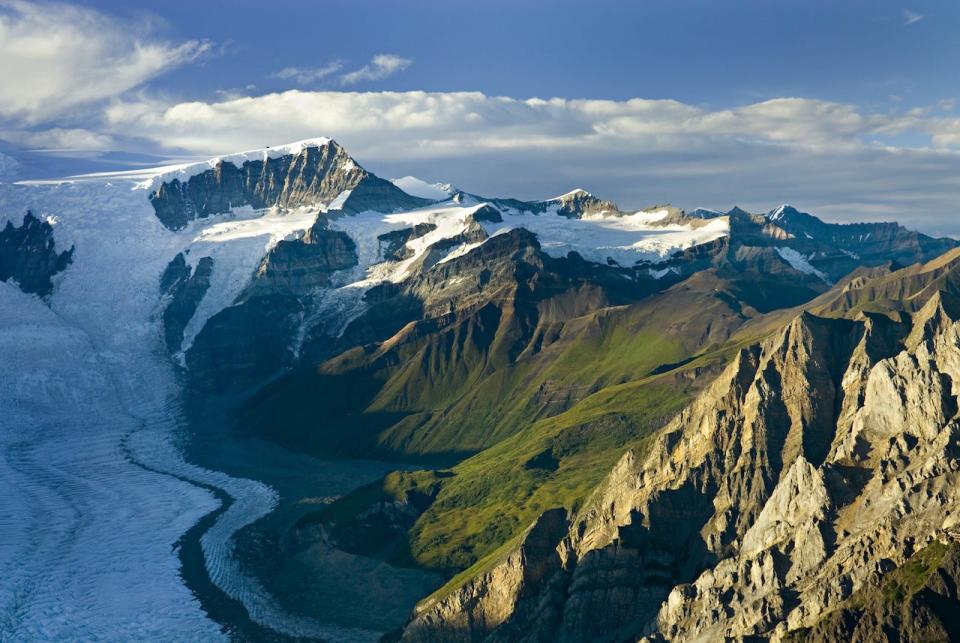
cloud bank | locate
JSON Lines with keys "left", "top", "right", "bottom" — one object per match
{"left": 97, "top": 89, "right": 960, "bottom": 234}
{"left": 0, "top": 0, "right": 209, "bottom": 124}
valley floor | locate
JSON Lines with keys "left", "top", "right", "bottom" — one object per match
{"left": 182, "top": 409, "right": 443, "bottom": 638}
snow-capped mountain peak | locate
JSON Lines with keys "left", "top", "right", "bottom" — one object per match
{"left": 146, "top": 138, "right": 430, "bottom": 230}
{"left": 550, "top": 187, "right": 592, "bottom": 200}
{"left": 689, "top": 207, "right": 725, "bottom": 219}
{"left": 767, "top": 203, "right": 796, "bottom": 221}
{"left": 389, "top": 176, "right": 456, "bottom": 201}
{"left": 142, "top": 137, "right": 336, "bottom": 192}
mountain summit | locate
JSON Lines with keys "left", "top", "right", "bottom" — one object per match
{"left": 148, "top": 138, "right": 430, "bottom": 230}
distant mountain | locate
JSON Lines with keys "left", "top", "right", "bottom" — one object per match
{"left": 758, "top": 204, "right": 958, "bottom": 282}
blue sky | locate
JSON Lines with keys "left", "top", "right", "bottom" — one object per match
{"left": 1, "top": 0, "right": 959, "bottom": 233}
{"left": 78, "top": 0, "right": 959, "bottom": 109}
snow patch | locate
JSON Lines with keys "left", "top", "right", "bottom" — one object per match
{"left": 482, "top": 207, "right": 728, "bottom": 265}
{"left": 178, "top": 206, "right": 322, "bottom": 354}
{"left": 549, "top": 187, "right": 591, "bottom": 200}
{"left": 649, "top": 266, "right": 678, "bottom": 279}
{"left": 775, "top": 246, "right": 830, "bottom": 282}
{"left": 768, "top": 204, "right": 793, "bottom": 221}
{"left": 390, "top": 176, "right": 452, "bottom": 200}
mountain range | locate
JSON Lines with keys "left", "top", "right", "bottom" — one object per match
{"left": 4, "top": 137, "right": 960, "bottom": 641}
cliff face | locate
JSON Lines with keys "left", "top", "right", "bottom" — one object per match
{"left": 160, "top": 253, "right": 214, "bottom": 352}
{"left": 751, "top": 205, "right": 959, "bottom": 283}
{"left": 0, "top": 211, "right": 73, "bottom": 296}
{"left": 787, "top": 540, "right": 960, "bottom": 643}
{"left": 184, "top": 218, "right": 359, "bottom": 391}
{"left": 402, "top": 283, "right": 960, "bottom": 642}
{"left": 403, "top": 508, "right": 569, "bottom": 643}
{"left": 149, "top": 140, "right": 430, "bottom": 230}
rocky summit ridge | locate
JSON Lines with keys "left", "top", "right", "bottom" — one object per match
{"left": 148, "top": 138, "right": 431, "bottom": 230}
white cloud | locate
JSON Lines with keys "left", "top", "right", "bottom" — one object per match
{"left": 340, "top": 54, "right": 412, "bottom": 85}
{"left": 104, "top": 91, "right": 951, "bottom": 157}
{"left": 0, "top": 0, "right": 209, "bottom": 123}
{"left": 0, "top": 127, "right": 114, "bottom": 150}
{"left": 97, "top": 89, "right": 960, "bottom": 235}
{"left": 903, "top": 9, "right": 924, "bottom": 24}
{"left": 271, "top": 62, "right": 343, "bottom": 85}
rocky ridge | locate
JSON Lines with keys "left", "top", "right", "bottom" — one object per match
{"left": 185, "top": 217, "right": 360, "bottom": 391}
{"left": 0, "top": 211, "right": 73, "bottom": 296}
{"left": 401, "top": 260, "right": 960, "bottom": 641}
{"left": 149, "top": 139, "right": 430, "bottom": 230}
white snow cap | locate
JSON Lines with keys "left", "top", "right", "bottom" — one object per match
{"left": 551, "top": 188, "right": 592, "bottom": 200}
{"left": 768, "top": 204, "right": 795, "bottom": 221}
{"left": 390, "top": 176, "right": 454, "bottom": 200}
{"left": 143, "top": 137, "right": 335, "bottom": 191}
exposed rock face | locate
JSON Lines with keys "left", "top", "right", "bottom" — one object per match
{"left": 303, "top": 227, "right": 548, "bottom": 359}
{"left": 470, "top": 204, "right": 503, "bottom": 223}
{"left": 411, "top": 219, "right": 489, "bottom": 273}
{"left": 160, "top": 253, "right": 214, "bottom": 352}
{"left": 760, "top": 205, "right": 959, "bottom": 283}
{"left": 787, "top": 541, "right": 960, "bottom": 642}
{"left": 550, "top": 190, "right": 619, "bottom": 219}
{"left": 0, "top": 211, "right": 73, "bottom": 296}
{"left": 244, "top": 220, "right": 358, "bottom": 297}
{"left": 378, "top": 223, "right": 437, "bottom": 262}
{"left": 185, "top": 294, "right": 304, "bottom": 391}
{"left": 401, "top": 282, "right": 960, "bottom": 642}
{"left": 149, "top": 140, "right": 429, "bottom": 230}
{"left": 403, "top": 508, "right": 568, "bottom": 642}
{"left": 184, "top": 217, "right": 359, "bottom": 391}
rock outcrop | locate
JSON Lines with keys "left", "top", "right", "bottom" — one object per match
{"left": 0, "top": 211, "right": 73, "bottom": 296}
{"left": 403, "top": 508, "right": 569, "bottom": 642}
{"left": 244, "top": 220, "right": 358, "bottom": 298}
{"left": 378, "top": 223, "right": 438, "bottom": 262}
{"left": 149, "top": 139, "right": 430, "bottom": 230}
{"left": 550, "top": 190, "right": 620, "bottom": 219}
{"left": 183, "top": 217, "right": 359, "bottom": 391}
{"left": 760, "top": 205, "right": 959, "bottom": 283}
{"left": 160, "top": 253, "right": 214, "bottom": 352}
{"left": 786, "top": 541, "right": 960, "bottom": 642}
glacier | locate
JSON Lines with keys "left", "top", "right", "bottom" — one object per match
{"left": 0, "top": 176, "right": 379, "bottom": 640}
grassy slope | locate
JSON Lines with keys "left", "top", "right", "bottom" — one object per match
{"left": 247, "top": 270, "right": 752, "bottom": 463}
{"left": 409, "top": 373, "right": 698, "bottom": 572}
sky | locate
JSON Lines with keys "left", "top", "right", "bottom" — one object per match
{"left": 1, "top": 0, "right": 959, "bottom": 234}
